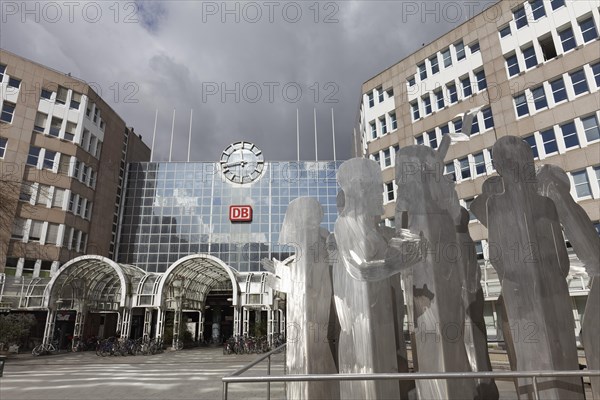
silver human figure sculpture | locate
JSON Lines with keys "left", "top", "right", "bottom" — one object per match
{"left": 278, "top": 197, "right": 339, "bottom": 400}
{"left": 395, "top": 135, "right": 477, "bottom": 400}
{"left": 332, "top": 158, "right": 420, "bottom": 400}
{"left": 471, "top": 177, "right": 519, "bottom": 380}
{"left": 484, "top": 137, "right": 583, "bottom": 399}
{"left": 456, "top": 207, "right": 499, "bottom": 400}
{"left": 537, "top": 164, "right": 600, "bottom": 399}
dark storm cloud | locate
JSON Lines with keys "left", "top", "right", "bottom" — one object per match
{"left": 1, "top": 0, "right": 498, "bottom": 162}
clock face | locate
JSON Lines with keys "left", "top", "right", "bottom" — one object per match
{"left": 220, "top": 141, "right": 264, "bottom": 184}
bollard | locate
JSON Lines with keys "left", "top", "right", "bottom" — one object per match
{"left": 0, "top": 355, "right": 6, "bottom": 377}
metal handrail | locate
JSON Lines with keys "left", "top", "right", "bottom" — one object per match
{"left": 223, "top": 343, "right": 287, "bottom": 400}
{"left": 223, "top": 361, "right": 599, "bottom": 400}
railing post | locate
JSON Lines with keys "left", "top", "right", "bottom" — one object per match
{"left": 532, "top": 376, "right": 539, "bottom": 400}
{"left": 267, "top": 354, "right": 271, "bottom": 400}
{"left": 222, "top": 381, "right": 228, "bottom": 400}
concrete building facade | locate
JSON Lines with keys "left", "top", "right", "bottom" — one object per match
{"left": 0, "top": 49, "right": 150, "bottom": 278}
{"left": 355, "top": 0, "right": 600, "bottom": 339}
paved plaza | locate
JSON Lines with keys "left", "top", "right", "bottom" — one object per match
{"left": 0, "top": 347, "right": 593, "bottom": 399}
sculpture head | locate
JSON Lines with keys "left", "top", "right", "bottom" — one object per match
{"left": 279, "top": 197, "right": 323, "bottom": 243}
{"left": 537, "top": 164, "right": 571, "bottom": 197}
{"left": 337, "top": 158, "right": 384, "bottom": 216}
{"left": 395, "top": 135, "right": 460, "bottom": 219}
{"left": 492, "top": 136, "right": 536, "bottom": 187}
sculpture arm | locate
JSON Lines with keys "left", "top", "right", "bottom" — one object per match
{"left": 340, "top": 230, "right": 422, "bottom": 281}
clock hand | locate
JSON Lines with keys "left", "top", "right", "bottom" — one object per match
{"left": 224, "top": 161, "right": 244, "bottom": 168}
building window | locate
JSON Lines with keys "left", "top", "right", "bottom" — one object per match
{"left": 513, "top": 6, "right": 528, "bottom": 29}
{"left": 70, "top": 92, "right": 82, "bottom": 109}
{"left": 377, "top": 87, "right": 384, "bottom": 103}
{"left": 46, "top": 223, "right": 60, "bottom": 245}
{"left": 595, "top": 166, "right": 600, "bottom": 189}
{"left": 523, "top": 45, "right": 538, "bottom": 69}
{"left": 408, "top": 75, "right": 416, "bottom": 86}
{"left": 411, "top": 101, "right": 420, "bottom": 120}
{"left": 506, "top": 54, "right": 520, "bottom": 77}
{"left": 370, "top": 121, "right": 377, "bottom": 139}
{"left": 442, "top": 48, "right": 452, "bottom": 67}
{"left": 383, "top": 148, "right": 391, "bottom": 167}
{"left": 560, "top": 121, "right": 579, "bottom": 149}
{"left": 445, "top": 162, "right": 456, "bottom": 181}
{"left": 8, "top": 77, "right": 21, "bottom": 89}
{"left": 471, "top": 115, "right": 480, "bottom": 135}
{"left": 423, "top": 95, "right": 432, "bottom": 115}
{"left": 440, "top": 124, "right": 450, "bottom": 136}
{"left": 56, "top": 86, "right": 68, "bottom": 105}
{"left": 419, "top": 62, "right": 427, "bottom": 80}
{"left": 385, "top": 182, "right": 395, "bottom": 202}
{"left": 475, "top": 70, "right": 487, "bottom": 91}
{"left": 386, "top": 88, "right": 393, "bottom": 98}
{"left": 33, "top": 112, "right": 47, "bottom": 132}
{"left": 551, "top": 0, "right": 565, "bottom": 10}
{"left": 43, "top": 150, "right": 57, "bottom": 170}
{"left": 390, "top": 112, "right": 397, "bottom": 130}
{"left": 455, "top": 41, "right": 465, "bottom": 61}
{"left": 0, "top": 102, "right": 16, "bottom": 123}
{"left": 572, "top": 170, "right": 592, "bottom": 198}
{"left": 582, "top": 115, "right": 600, "bottom": 142}
{"left": 559, "top": 26, "right": 577, "bottom": 52}
{"left": 435, "top": 89, "right": 444, "bottom": 109}
{"left": 57, "top": 154, "right": 70, "bottom": 175}
{"left": 69, "top": 193, "right": 76, "bottom": 213}
{"left": 500, "top": 25, "right": 511, "bottom": 38}
{"left": 373, "top": 153, "right": 380, "bottom": 165}
{"left": 49, "top": 117, "right": 62, "bottom": 137}
{"left": 482, "top": 107, "right": 494, "bottom": 129}
{"left": 539, "top": 35, "right": 557, "bottom": 61}
{"left": 380, "top": 116, "right": 387, "bottom": 134}
{"left": 36, "top": 185, "right": 50, "bottom": 206}
{"left": 447, "top": 83, "right": 458, "bottom": 103}
{"left": 52, "top": 188, "right": 65, "bottom": 208}
{"left": 368, "top": 92, "right": 374, "bottom": 108}
{"left": 0, "top": 64, "right": 5, "bottom": 81}
{"left": 461, "top": 76, "right": 472, "bottom": 97}
{"left": 532, "top": 86, "right": 548, "bottom": 110}
{"left": 74, "top": 161, "right": 81, "bottom": 180}
{"left": 469, "top": 41, "right": 480, "bottom": 53}
{"left": 541, "top": 128, "right": 558, "bottom": 154}
{"left": 523, "top": 135, "right": 539, "bottom": 159}
{"left": 0, "top": 137, "right": 7, "bottom": 158}
{"left": 570, "top": 69, "right": 589, "bottom": 95}
{"left": 428, "top": 130, "right": 437, "bottom": 149}
{"left": 579, "top": 17, "right": 598, "bottom": 43}
{"left": 464, "top": 198, "right": 476, "bottom": 220}
{"left": 551, "top": 77, "right": 568, "bottom": 103}
{"left": 459, "top": 157, "right": 471, "bottom": 179}
{"left": 529, "top": 0, "right": 546, "bottom": 20}
{"left": 76, "top": 197, "right": 84, "bottom": 215}
{"left": 27, "top": 146, "right": 41, "bottom": 167}
{"left": 591, "top": 62, "right": 600, "bottom": 87}
{"left": 29, "top": 220, "right": 43, "bottom": 241}
{"left": 40, "top": 89, "right": 53, "bottom": 100}
{"left": 416, "top": 135, "right": 424, "bottom": 145}
{"left": 453, "top": 118, "right": 463, "bottom": 133}
{"left": 65, "top": 122, "right": 76, "bottom": 141}
{"left": 515, "top": 94, "right": 529, "bottom": 117}
{"left": 474, "top": 152, "right": 486, "bottom": 176}
{"left": 430, "top": 55, "right": 439, "bottom": 74}
{"left": 19, "top": 183, "right": 33, "bottom": 202}
{"left": 11, "top": 218, "right": 27, "bottom": 239}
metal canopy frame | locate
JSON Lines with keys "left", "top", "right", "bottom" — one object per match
{"left": 43, "top": 255, "right": 146, "bottom": 311}
{"left": 156, "top": 254, "right": 239, "bottom": 310}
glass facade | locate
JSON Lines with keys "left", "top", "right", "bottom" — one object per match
{"left": 118, "top": 161, "right": 341, "bottom": 273}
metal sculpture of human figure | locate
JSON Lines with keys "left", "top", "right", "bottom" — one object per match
{"left": 277, "top": 197, "right": 339, "bottom": 400}
{"left": 455, "top": 207, "right": 499, "bottom": 400}
{"left": 483, "top": 136, "right": 584, "bottom": 399}
{"left": 537, "top": 164, "right": 599, "bottom": 399}
{"left": 332, "top": 158, "right": 421, "bottom": 400}
{"left": 395, "top": 135, "right": 477, "bottom": 400}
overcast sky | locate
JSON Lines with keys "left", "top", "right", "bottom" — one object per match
{"left": 2, "top": 0, "right": 497, "bottom": 162}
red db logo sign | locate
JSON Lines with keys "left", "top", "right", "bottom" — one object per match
{"left": 229, "top": 205, "right": 252, "bottom": 222}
